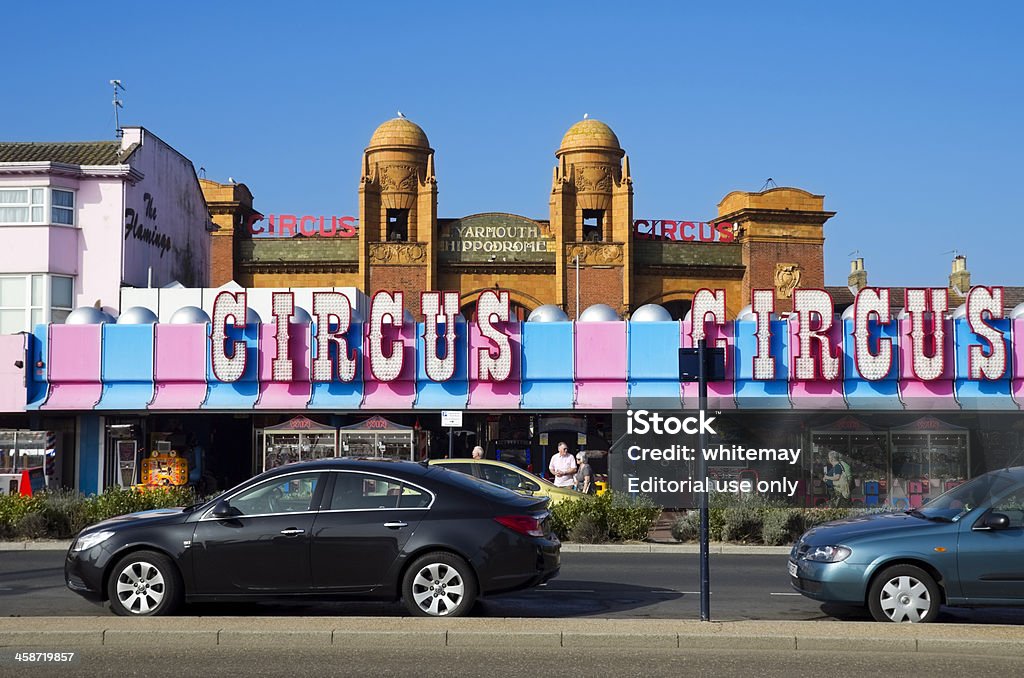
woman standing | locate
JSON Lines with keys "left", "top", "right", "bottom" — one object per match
{"left": 574, "top": 451, "right": 595, "bottom": 494}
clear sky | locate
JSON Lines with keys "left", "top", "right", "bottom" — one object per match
{"left": 3, "top": 1, "right": 1021, "bottom": 288}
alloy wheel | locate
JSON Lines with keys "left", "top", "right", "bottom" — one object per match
{"left": 410, "top": 562, "right": 466, "bottom": 616}
{"left": 114, "top": 561, "right": 166, "bottom": 615}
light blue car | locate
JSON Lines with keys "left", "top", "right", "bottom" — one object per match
{"left": 790, "top": 467, "right": 1024, "bottom": 622}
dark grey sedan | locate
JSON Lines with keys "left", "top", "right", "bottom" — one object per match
{"left": 65, "top": 458, "right": 560, "bottom": 617}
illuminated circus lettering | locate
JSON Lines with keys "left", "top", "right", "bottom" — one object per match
{"left": 204, "top": 285, "right": 1012, "bottom": 386}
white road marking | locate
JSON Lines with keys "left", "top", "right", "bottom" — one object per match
{"left": 769, "top": 592, "right": 802, "bottom": 596}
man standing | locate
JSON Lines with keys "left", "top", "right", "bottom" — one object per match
{"left": 471, "top": 446, "right": 484, "bottom": 460}
{"left": 549, "top": 442, "right": 577, "bottom": 488}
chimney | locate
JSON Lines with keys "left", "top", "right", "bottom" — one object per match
{"left": 949, "top": 254, "right": 970, "bottom": 298}
{"left": 847, "top": 257, "right": 867, "bottom": 293}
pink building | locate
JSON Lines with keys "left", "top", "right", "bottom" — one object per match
{"left": 0, "top": 128, "right": 212, "bottom": 492}
{"left": 0, "top": 127, "right": 212, "bottom": 332}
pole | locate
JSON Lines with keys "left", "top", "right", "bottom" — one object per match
{"left": 448, "top": 429, "right": 453, "bottom": 459}
{"left": 697, "top": 338, "right": 710, "bottom": 621}
{"left": 574, "top": 256, "right": 580, "bottom": 319}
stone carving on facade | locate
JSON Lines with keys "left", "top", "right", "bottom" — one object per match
{"left": 774, "top": 263, "right": 802, "bottom": 298}
{"left": 574, "top": 164, "right": 613, "bottom": 192}
{"left": 369, "top": 242, "right": 427, "bottom": 265}
{"left": 379, "top": 164, "right": 419, "bottom": 191}
{"left": 566, "top": 242, "right": 624, "bottom": 266}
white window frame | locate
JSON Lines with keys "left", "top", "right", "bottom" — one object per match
{"left": 0, "top": 187, "right": 76, "bottom": 227}
{"left": 0, "top": 274, "right": 76, "bottom": 334}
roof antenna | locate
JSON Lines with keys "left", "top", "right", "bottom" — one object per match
{"left": 760, "top": 177, "right": 777, "bottom": 191}
{"left": 110, "top": 80, "right": 126, "bottom": 138}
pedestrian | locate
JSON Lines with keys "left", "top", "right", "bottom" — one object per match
{"left": 823, "top": 450, "right": 852, "bottom": 507}
{"left": 574, "top": 451, "right": 595, "bottom": 494}
{"left": 548, "top": 442, "right": 577, "bottom": 488}
{"left": 471, "top": 445, "right": 484, "bottom": 460}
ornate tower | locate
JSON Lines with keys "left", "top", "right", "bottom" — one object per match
{"left": 717, "top": 187, "right": 835, "bottom": 313}
{"left": 549, "top": 119, "right": 633, "bottom": 317}
{"left": 358, "top": 117, "right": 438, "bottom": 317}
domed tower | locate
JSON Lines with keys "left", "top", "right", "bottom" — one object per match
{"left": 358, "top": 117, "right": 438, "bottom": 315}
{"left": 550, "top": 118, "right": 633, "bottom": 317}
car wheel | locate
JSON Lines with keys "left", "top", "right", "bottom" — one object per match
{"left": 867, "top": 564, "right": 941, "bottom": 623}
{"left": 402, "top": 552, "right": 477, "bottom": 617}
{"left": 107, "top": 550, "right": 183, "bottom": 617}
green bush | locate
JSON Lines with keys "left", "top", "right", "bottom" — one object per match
{"left": 721, "top": 506, "right": 763, "bottom": 543}
{"left": 569, "top": 514, "right": 608, "bottom": 544}
{"left": 551, "top": 494, "right": 607, "bottom": 539}
{"left": 669, "top": 492, "right": 891, "bottom": 544}
{"left": 0, "top": 485, "right": 199, "bottom": 540}
{"left": 0, "top": 494, "right": 44, "bottom": 538}
{"left": 14, "top": 512, "right": 48, "bottom": 539}
{"left": 607, "top": 493, "right": 661, "bottom": 541}
{"left": 761, "top": 508, "right": 805, "bottom": 546}
{"left": 670, "top": 512, "right": 698, "bottom": 542}
{"left": 38, "top": 489, "right": 88, "bottom": 538}
{"left": 551, "top": 492, "right": 661, "bottom": 542}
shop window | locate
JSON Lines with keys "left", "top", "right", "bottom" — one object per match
{"left": 582, "top": 210, "right": 604, "bottom": 242}
{"left": 810, "top": 431, "right": 889, "bottom": 507}
{"left": 891, "top": 431, "right": 968, "bottom": 508}
{"left": 386, "top": 209, "right": 409, "bottom": 242}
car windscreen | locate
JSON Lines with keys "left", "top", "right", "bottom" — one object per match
{"left": 920, "top": 471, "right": 1021, "bottom": 522}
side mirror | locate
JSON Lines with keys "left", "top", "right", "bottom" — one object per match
{"left": 984, "top": 513, "right": 1011, "bottom": 530}
{"left": 211, "top": 500, "right": 241, "bottom": 519}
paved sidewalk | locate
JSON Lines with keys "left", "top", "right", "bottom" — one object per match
{"left": 0, "top": 617, "right": 1021, "bottom": 655}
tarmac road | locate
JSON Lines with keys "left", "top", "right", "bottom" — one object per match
{"left": 2, "top": 646, "right": 1022, "bottom": 678}
{"left": 3, "top": 549, "right": 1024, "bottom": 624}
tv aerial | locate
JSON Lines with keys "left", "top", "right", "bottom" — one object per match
{"left": 110, "top": 79, "right": 126, "bottom": 138}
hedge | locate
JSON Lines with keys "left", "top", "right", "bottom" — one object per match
{"left": 670, "top": 492, "right": 893, "bottom": 545}
{"left": 0, "top": 486, "right": 198, "bottom": 540}
{"left": 550, "top": 492, "right": 662, "bottom": 543}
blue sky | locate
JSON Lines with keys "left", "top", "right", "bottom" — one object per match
{"left": 3, "top": 1, "right": 1021, "bottom": 287}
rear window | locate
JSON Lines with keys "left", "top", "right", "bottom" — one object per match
{"left": 430, "top": 465, "right": 524, "bottom": 501}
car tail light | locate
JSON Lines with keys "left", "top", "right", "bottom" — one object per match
{"left": 495, "top": 514, "right": 545, "bottom": 537}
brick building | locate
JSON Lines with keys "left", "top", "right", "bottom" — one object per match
{"left": 205, "top": 117, "right": 835, "bottom": 320}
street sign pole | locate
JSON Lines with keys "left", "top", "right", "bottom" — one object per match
{"left": 678, "top": 342, "right": 723, "bottom": 623}
{"left": 441, "top": 411, "right": 463, "bottom": 460}
{"left": 697, "top": 338, "right": 710, "bottom": 622}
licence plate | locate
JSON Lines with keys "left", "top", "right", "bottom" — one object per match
{"left": 788, "top": 560, "right": 798, "bottom": 578}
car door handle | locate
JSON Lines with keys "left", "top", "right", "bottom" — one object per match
{"left": 383, "top": 522, "right": 408, "bottom": 529}
{"left": 279, "top": 528, "right": 305, "bottom": 536}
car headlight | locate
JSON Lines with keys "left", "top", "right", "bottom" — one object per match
{"left": 72, "top": 530, "right": 115, "bottom": 552}
{"left": 803, "top": 545, "right": 852, "bottom": 563}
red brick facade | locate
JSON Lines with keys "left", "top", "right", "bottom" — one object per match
{"left": 370, "top": 265, "right": 428, "bottom": 318}
{"left": 567, "top": 267, "right": 625, "bottom": 318}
